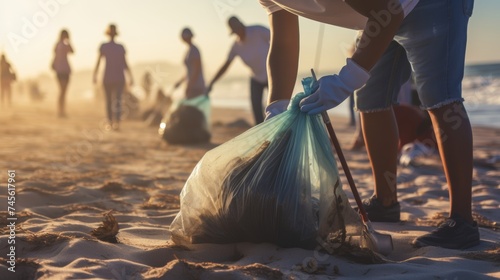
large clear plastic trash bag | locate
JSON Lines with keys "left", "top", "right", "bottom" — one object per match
{"left": 158, "top": 94, "right": 211, "bottom": 144}
{"left": 170, "top": 77, "right": 361, "bottom": 249}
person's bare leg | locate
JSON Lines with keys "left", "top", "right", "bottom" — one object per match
{"left": 361, "top": 108, "right": 399, "bottom": 206}
{"left": 58, "top": 78, "right": 69, "bottom": 117}
{"left": 349, "top": 113, "right": 365, "bottom": 150}
{"left": 428, "top": 102, "right": 473, "bottom": 223}
{"left": 7, "top": 88, "right": 12, "bottom": 106}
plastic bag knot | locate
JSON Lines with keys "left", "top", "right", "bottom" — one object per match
{"left": 288, "top": 77, "right": 317, "bottom": 113}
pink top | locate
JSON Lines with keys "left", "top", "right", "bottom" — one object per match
{"left": 184, "top": 44, "right": 206, "bottom": 99}
{"left": 53, "top": 41, "right": 72, "bottom": 74}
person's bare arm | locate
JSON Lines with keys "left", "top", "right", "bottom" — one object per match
{"left": 174, "top": 76, "right": 186, "bottom": 89}
{"left": 92, "top": 53, "right": 102, "bottom": 84}
{"left": 267, "top": 10, "right": 299, "bottom": 103}
{"left": 124, "top": 56, "right": 134, "bottom": 86}
{"left": 346, "top": 0, "right": 404, "bottom": 71}
{"left": 208, "top": 58, "right": 233, "bottom": 89}
{"left": 67, "top": 42, "right": 74, "bottom": 54}
{"left": 299, "top": 0, "right": 404, "bottom": 114}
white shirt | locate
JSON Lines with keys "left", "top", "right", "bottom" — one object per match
{"left": 259, "top": 0, "right": 420, "bottom": 30}
{"left": 228, "top": 25, "right": 270, "bottom": 83}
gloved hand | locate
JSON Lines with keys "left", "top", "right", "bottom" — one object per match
{"left": 264, "top": 99, "right": 290, "bottom": 121}
{"left": 300, "top": 59, "right": 370, "bottom": 115}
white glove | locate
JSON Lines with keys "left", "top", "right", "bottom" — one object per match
{"left": 264, "top": 99, "right": 290, "bottom": 121}
{"left": 300, "top": 59, "right": 370, "bottom": 115}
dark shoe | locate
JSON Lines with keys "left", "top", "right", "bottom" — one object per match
{"left": 412, "top": 215, "right": 480, "bottom": 249}
{"left": 358, "top": 195, "right": 400, "bottom": 222}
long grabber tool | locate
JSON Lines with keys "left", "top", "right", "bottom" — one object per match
{"left": 311, "top": 69, "right": 393, "bottom": 256}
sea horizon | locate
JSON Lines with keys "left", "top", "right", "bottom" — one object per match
{"left": 10, "top": 61, "right": 500, "bottom": 128}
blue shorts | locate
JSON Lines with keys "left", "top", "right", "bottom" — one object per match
{"left": 355, "top": 0, "right": 474, "bottom": 112}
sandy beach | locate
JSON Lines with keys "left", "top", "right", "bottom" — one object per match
{"left": 0, "top": 99, "right": 499, "bottom": 279}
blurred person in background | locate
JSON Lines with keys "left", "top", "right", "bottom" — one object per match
{"left": 206, "top": 16, "right": 270, "bottom": 125}
{"left": 1, "top": 54, "right": 16, "bottom": 108}
{"left": 173, "top": 28, "right": 206, "bottom": 100}
{"left": 142, "top": 71, "right": 153, "bottom": 101}
{"left": 52, "top": 29, "right": 74, "bottom": 118}
{"left": 93, "top": 24, "right": 134, "bottom": 131}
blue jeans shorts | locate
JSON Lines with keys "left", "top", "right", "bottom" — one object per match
{"left": 355, "top": 0, "right": 474, "bottom": 112}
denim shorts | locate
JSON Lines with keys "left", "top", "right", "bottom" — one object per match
{"left": 355, "top": 0, "right": 474, "bottom": 112}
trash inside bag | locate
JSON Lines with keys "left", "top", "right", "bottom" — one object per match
{"left": 170, "top": 78, "right": 361, "bottom": 248}
{"left": 159, "top": 95, "right": 211, "bottom": 144}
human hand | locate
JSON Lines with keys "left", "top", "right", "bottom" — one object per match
{"left": 264, "top": 99, "right": 290, "bottom": 121}
{"left": 299, "top": 59, "right": 369, "bottom": 115}
{"left": 92, "top": 74, "right": 97, "bottom": 84}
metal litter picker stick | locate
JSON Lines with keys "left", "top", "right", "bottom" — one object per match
{"left": 320, "top": 112, "right": 370, "bottom": 223}
{"left": 310, "top": 69, "right": 393, "bottom": 256}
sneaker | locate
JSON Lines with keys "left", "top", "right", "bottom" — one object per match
{"left": 112, "top": 122, "right": 120, "bottom": 131}
{"left": 357, "top": 196, "right": 400, "bottom": 222}
{"left": 412, "top": 215, "right": 480, "bottom": 249}
{"left": 104, "top": 123, "right": 113, "bottom": 131}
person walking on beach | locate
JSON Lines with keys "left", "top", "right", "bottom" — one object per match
{"left": 142, "top": 71, "right": 153, "bottom": 101}
{"left": 1, "top": 54, "right": 16, "bottom": 108}
{"left": 174, "top": 28, "right": 206, "bottom": 100}
{"left": 52, "top": 29, "right": 74, "bottom": 118}
{"left": 261, "top": 0, "right": 479, "bottom": 249}
{"left": 93, "top": 24, "right": 134, "bottom": 131}
{"left": 206, "top": 16, "right": 270, "bottom": 125}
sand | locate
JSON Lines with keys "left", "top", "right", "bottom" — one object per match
{"left": 0, "top": 100, "right": 499, "bottom": 279}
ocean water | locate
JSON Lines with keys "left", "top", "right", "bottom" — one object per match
{"left": 462, "top": 62, "right": 500, "bottom": 128}
{"left": 211, "top": 62, "right": 500, "bottom": 128}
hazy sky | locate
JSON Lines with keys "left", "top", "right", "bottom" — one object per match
{"left": 1, "top": 0, "right": 499, "bottom": 80}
